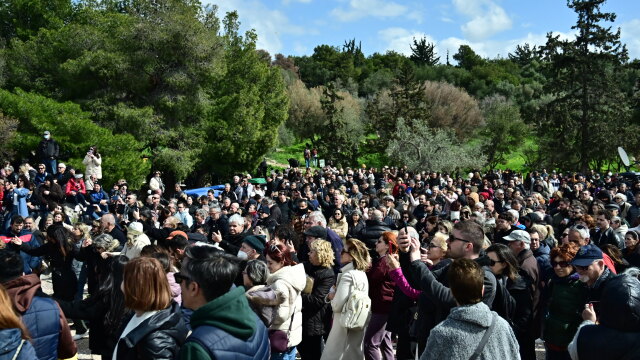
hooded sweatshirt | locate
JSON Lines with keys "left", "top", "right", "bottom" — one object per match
{"left": 180, "top": 286, "right": 265, "bottom": 359}
{"left": 3, "top": 274, "right": 77, "bottom": 360}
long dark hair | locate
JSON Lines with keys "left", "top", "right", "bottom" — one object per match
{"left": 486, "top": 243, "right": 520, "bottom": 282}
{"left": 101, "top": 255, "right": 128, "bottom": 337}
{"left": 47, "top": 224, "right": 73, "bottom": 259}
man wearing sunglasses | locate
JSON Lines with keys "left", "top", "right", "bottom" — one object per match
{"left": 570, "top": 244, "right": 616, "bottom": 304}
{"left": 397, "top": 221, "right": 497, "bottom": 350}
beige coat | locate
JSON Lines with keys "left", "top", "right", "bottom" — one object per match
{"left": 82, "top": 154, "right": 102, "bottom": 179}
{"left": 266, "top": 263, "right": 306, "bottom": 348}
{"left": 328, "top": 217, "right": 349, "bottom": 240}
{"left": 321, "top": 262, "right": 370, "bottom": 360}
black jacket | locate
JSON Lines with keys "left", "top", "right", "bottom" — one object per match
{"left": 38, "top": 138, "right": 59, "bottom": 159}
{"left": 591, "top": 227, "right": 623, "bottom": 249}
{"left": 493, "top": 271, "right": 534, "bottom": 339}
{"left": 114, "top": 302, "right": 187, "bottom": 360}
{"left": 357, "top": 220, "right": 391, "bottom": 249}
{"left": 301, "top": 264, "right": 335, "bottom": 336}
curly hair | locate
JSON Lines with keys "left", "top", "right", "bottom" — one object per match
{"left": 550, "top": 242, "right": 580, "bottom": 263}
{"left": 310, "top": 240, "right": 335, "bottom": 268}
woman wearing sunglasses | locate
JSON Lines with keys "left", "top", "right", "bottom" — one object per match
{"left": 485, "top": 243, "right": 534, "bottom": 360}
{"left": 542, "top": 242, "right": 588, "bottom": 360}
{"left": 328, "top": 209, "right": 348, "bottom": 241}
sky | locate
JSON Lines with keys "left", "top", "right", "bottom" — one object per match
{"left": 206, "top": 0, "right": 640, "bottom": 61}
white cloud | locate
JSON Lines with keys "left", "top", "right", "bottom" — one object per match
{"left": 378, "top": 27, "right": 577, "bottom": 65}
{"left": 452, "top": 0, "right": 512, "bottom": 41}
{"left": 331, "top": 0, "right": 408, "bottom": 22}
{"left": 206, "top": 0, "right": 308, "bottom": 55}
{"left": 620, "top": 19, "right": 640, "bottom": 60}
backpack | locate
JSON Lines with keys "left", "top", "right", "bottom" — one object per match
{"left": 340, "top": 271, "right": 371, "bottom": 330}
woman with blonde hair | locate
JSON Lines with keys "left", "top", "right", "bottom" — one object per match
{"left": 0, "top": 285, "right": 37, "bottom": 359}
{"left": 322, "top": 238, "right": 371, "bottom": 360}
{"left": 299, "top": 240, "right": 336, "bottom": 360}
{"left": 427, "top": 232, "right": 450, "bottom": 270}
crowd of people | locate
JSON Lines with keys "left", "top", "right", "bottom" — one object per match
{"left": 0, "top": 130, "right": 639, "bottom": 360}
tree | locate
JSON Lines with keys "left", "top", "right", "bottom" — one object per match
{"left": 423, "top": 81, "right": 484, "bottom": 139}
{"left": 538, "top": 0, "right": 632, "bottom": 171}
{"left": 386, "top": 118, "right": 485, "bottom": 172}
{"left": 0, "top": 112, "right": 18, "bottom": 161}
{"left": 453, "top": 45, "right": 485, "bottom": 70}
{"left": 508, "top": 43, "right": 540, "bottom": 67}
{"left": 410, "top": 37, "right": 439, "bottom": 66}
{"left": 366, "top": 62, "right": 430, "bottom": 152}
{"left": 0, "top": 0, "right": 73, "bottom": 41}
{"left": 0, "top": 89, "right": 149, "bottom": 187}
{"left": 479, "top": 95, "right": 528, "bottom": 168}
{"left": 201, "top": 11, "right": 289, "bottom": 178}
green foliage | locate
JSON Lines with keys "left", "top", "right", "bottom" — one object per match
{"left": 0, "top": 111, "right": 18, "bottom": 161}
{"left": 201, "top": 11, "right": 289, "bottom": 178}
{"left": 367, "top": 62, "right": 430, "bottom": 153}
{"left": 453, "top": 45, "right": 485, "bottom": 70}
{"left": 0, "top": 88, "right": 149, "bottom": 186}
{"left": 410, "top": 37, "right": 439, "bottom": 66}
{"left": 0, "top": 0, "right": 73, "bottom": 41}
{"left": 479, "top": 95, "right": 529, "bottom": 168}
{"left": 539, "top": 0, "right": 634, "bottom": 171}
{"left": 386, "top": 118, "right": 486, "bottom": 172}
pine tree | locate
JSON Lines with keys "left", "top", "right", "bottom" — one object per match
{"left": 410, "top": 37, "right": 439, "bottom": 66}
{"left": 539, "top": 0, "right": 631, "bottom": 171}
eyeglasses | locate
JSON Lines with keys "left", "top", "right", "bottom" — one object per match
{"left": 152, "top": 197, "right": 159, "bottom": 200}
{"left": 574, "top": 264, "right": 590, "bottom": 271}
{"left": 173, "top": 272, "right": 191, "bottom": 284}
{"left": 427, "top": 243, "right": 440, "bottom": 249}
{"left": 448, "top": 235, "right": 470, "bottom": 243}
{"left": 551, "top": 261, "right": 571, "bottom": 268}
{"left": 488, "top": 259, "right": 504, "bottom": 266}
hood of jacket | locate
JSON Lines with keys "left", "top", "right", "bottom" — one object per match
{"left": 191, "top": 285, "right": 257, "bottom": 340}
{"left": 448, "top": 302, "right": 494, "bottom": 328}
{"left": 2, "top": 274, "right": 41, "bottom": 313}
{"left": 267, "top": 263, "right": 307, "bottom": 294}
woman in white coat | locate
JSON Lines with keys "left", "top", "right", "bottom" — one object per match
{"left": 82, "top": 145, "right": 102, "bottom": 180}
{"left": 266, "top": 243, "right": 307, "bottom": 360}
{"left": 321, "top": 238, "right": 372, "bottom": 360}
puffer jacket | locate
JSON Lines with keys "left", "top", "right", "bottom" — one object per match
{"left": 246, "top": 285, "right": 277, "bottom": 327}
{"left": 327, "top": 217, "right": 349, "bottom": 240}
{"left": 302, "top": 264, "right": 335, "bottom": 336}
{"left": 82, "top": 153, "right": 102, "bottom": 179}
{"left": 114, "top": 302, "right": 188, "bottom": 360}
{"left": 357, "top": 220, "right": 391, "bottom": 249}
{"left": 266, "top": 263, "right": 307, "bottom": 348}
{"left": 0, "top": 328, "right": 37, "bottom": 360}
{"left": 569, "top": 274, "right": 640, "bottom": 360}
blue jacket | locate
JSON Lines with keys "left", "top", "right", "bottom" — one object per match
{"left": 533, "top": 242, "right": 553, "bottom": 284}
{"left": 9, "top": 188, "right": 29, "bottom": 217}
{"left": 0, "top": 328, "right": 37, "bottom": 360}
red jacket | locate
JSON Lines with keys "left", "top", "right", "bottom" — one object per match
{"left": 367, "top": 255, "right": 396, "bottom": 314}
{"left": 65, "top": 177, "right": 86, "bottom": 195}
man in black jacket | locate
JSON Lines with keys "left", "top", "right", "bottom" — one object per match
{"left": 398, "top": 221, "right": 497, "bottom": 349}
{"left": 37, "top": 130, "right": 60, "bottom": 175}
{"left": 592, "top": 210, "right": 624, "bottom": 249}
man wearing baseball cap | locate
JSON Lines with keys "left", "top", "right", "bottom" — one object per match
{"left": 570, "top": 244, "right": 616, "bottom": 303}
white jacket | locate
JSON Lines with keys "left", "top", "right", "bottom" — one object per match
{"left": 82, "top": 154, "right": 102, "bottom": 179}
{"left": 266, "top": 263, "right": 306, "bottom": 348}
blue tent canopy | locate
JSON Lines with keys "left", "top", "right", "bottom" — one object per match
{"left": 183, "top": 184, "right": 225, "bottom": 198}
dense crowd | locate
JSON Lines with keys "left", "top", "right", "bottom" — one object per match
{"left": 0, "top": 130, "right": 639, "bottom": 360}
